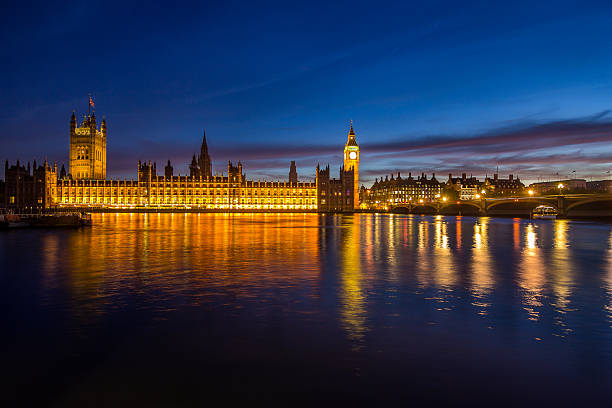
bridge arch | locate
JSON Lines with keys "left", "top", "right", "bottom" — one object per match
{"left": 390, "top": 206, "right": 411, "bottom": 214}
{"left": 486, "top": 199, "right": 558, "bottom": 211}
{"left": 410, "top": 204, "right": 438, "bottom": 214}
{"left": 439, "top": 201, "right": 482, "bottom": 215}
{"left": 566, "top": 197, "right": 612, "bottom": 212}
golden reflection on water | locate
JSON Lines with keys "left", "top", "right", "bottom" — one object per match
{"left": 44, "top": 213, "right": 322, "bottom": 318}
{"left": 432, "top": 216, "right": 456, "bottom": 290}
{"left": 519, "top": 223, "right": 546, "bottom": 321}
{"left": 550, "top": 220, "right": 575, "bottom": 336}
{"left": 339, "top": 215, "right": 367, "bottom": 349}
{"left": 471, "top": 218, "right": 493, "bottom": 314}
{"left": 415, "top": 219, "right": 432, "bottom": 288}
{"left": 36, "top": 213, "right": 612, "bottom": 342}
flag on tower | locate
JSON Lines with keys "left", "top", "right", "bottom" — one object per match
{"left": 89, "top": 95, "right": 94, "bottom": 108}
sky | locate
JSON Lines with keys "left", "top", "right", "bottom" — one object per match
{"left": 2, "top": 0, "right": 612, "bottom": 185}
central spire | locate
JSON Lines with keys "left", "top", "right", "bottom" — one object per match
{"left": 201, "top": 129, "right": 208, "bottom": 153}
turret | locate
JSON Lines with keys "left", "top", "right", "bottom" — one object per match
{"left": 89, "top": 112, "right": 96, "bottom": 136}
{"left": 289, "top": 160, "right": 298, "bottom": 183}
{"left": 101, "top": 116, "right": 107, "bottom": 137}
{"left": 190, "top": 154, "right": 199, "bottom": 178}
{"left": 165, "top": 160, "right": 173, "bottom": 178}
{"left": 70, "top": 111, "right": 76, "bottom": 134}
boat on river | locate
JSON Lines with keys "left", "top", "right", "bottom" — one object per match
{"left": 0, "top": 213, "right": 91, "bottom": 229}
{"left": 532, "top": 205, "right": 558, "bottom": 219}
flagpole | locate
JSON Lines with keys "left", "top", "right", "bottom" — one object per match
{"left": 88, "top": 93, "right": 91, "bottom": 117}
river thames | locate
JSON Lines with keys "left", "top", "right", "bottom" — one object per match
{"left": 2, "top": 213, "right": 612, "bottom": 405}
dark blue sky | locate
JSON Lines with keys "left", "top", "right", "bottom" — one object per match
{"left": 2, "top": 0, "right": 612, "bottom": 184}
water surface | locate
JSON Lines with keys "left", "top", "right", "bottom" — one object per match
{"left": 2, "top": 213, "right": 612, "bottom": 405}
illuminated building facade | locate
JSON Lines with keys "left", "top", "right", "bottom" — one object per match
{"left": 56, "top": 160, "right": 318, "bottom": 210}
{"left": 69, "top": 111, "right": 106, "bottom": 180}
{"left": 446, "top": 173, "right": 482, "bottom": 200}
{"left": 2, "top": 107, "right": 358, "bottom": 212}
{"left": 365, "top": 172, "right": 443, "bottom": 209}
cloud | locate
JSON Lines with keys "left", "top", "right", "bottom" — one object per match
{"left": 72, "top": 111, "right": 612, "bottom": 184}
{"left": 5, "top": 117, "right": 610, "bottom": 183}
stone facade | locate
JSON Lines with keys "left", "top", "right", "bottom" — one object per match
{"left": 315, "top": 164, "right": 355, "bottom": 212}
{"left": 3, "top": 160, "right": 57, "bottom": 211}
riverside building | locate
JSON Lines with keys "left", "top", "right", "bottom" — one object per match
{"left": 3, "top": 108, "right": 358, "bottom": 213}
{"left": 366, "top": 172, "right": 443, "bottom": 209}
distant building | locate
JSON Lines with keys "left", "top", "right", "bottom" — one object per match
{"left": 289, "top": 161, "right": 298, "bottom": 183}
{"left": 587, "top": 180, "right": 612, "bottom": 193}
{"left": 484, "top": 173, "right": 525, "bottom": 196}
{"left": 366, "top": 172, "right": 443, "bottom": 209}
{"left": 529, "top": 179, "right": 586, "bottom": 194}
{"left": 446, "top": 173, "right": 482, "bottom": 201}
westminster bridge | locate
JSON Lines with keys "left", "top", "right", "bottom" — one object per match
{"left": 387, "top": 194, "right": 612, "bottom": 218}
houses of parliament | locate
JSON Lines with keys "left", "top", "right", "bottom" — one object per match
{"left": 2, "top": 106, "right": 359, "bottom": 212}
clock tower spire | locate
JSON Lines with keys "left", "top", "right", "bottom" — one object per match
{"left": 343, "top": 120, "right": 360, "bottom": 209}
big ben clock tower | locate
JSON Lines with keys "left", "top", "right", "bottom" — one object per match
{"left": 343, "top": 120, "right": 360, "bottom": 209}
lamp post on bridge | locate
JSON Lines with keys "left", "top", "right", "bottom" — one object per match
{"left": 558, "top": 183, "right": 565, "bottom": 196}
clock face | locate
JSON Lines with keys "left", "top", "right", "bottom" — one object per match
{"left": 349, "top": 151, "right": 357, "bottom": 160}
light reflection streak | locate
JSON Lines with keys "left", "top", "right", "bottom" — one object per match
{"left": 550, "top": 220, "right": 575, "bottom": 337}
{"left": 43, "top": 213, "right": 322, "bottom": 318}
{"left": 415, "top": 220, "right": 432, "bottom": 288}
{"left": 35, "top": 213, "right": 612, "bottom": 347}
{"left": 339, "top": 215, "right": 367, "bottom": 349}
{"left": 519, "top": 223, "right": 546, "bottom": 321}
{"left": 471, "top": 218, "right": 493, "bottom": 315}
{"left": 432, "top": 217, "right": 456, "bottom": 291}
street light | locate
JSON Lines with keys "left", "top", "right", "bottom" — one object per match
{"left": 442, "top": 196, "right": 447, "bottom": 202}
{"left": 475, "top": 194, "right": 481, "bottom": 199}
{"left": 528, "top": 189, "right": 534, "bottom": 196}
{"left": 558, "top": 183, "right": 565, "bottom": 195}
